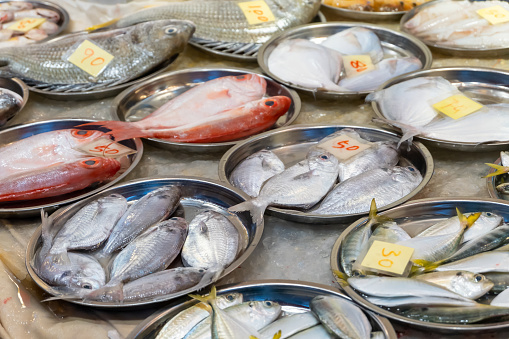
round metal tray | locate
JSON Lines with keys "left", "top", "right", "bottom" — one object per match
{"left": 126, "top": 279, "right": 397, "bottom": 339}
{"left": 26, "top": 176, "right": 263, "bottom": 308}
{"left": 371, "top": 67, "right": 509, "bottom": 152}
{"left": 0, "top": 77, "right": 29, "bottom": 128}
{"left": 0, "top": 119, "right": 142, "bottom": 218}
{"left": 257, "top": 22, "right": 432, "bottom": 100}
{"left": 321, "top": 2, "right": 406, "bottom": 22}
{"left": 218, "top": 124, "right": 434, "bottom": 224}
{"left": 112, "top": 67, "right": 301, "bottom": 153}
{"left": 188, "top": 12, "right": 326, "bottom": 62}
{"left": 331, "top": 197, "right": 509, "bottom": 333}
{"left": 487, "top": 157, "right": 508, "bottom": 202}
{"left": 400, "top": 0, "right": 509, "bottom": 57}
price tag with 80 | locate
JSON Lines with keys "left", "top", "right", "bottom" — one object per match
{"left": 360, "top": 240, "right": 414, "bottom": 276}
{"left": 316, "top": 133, "right": 372, "bottom": 160}
{"left": 342, "top": 55, "right": 375, "bottom": 78}
{"left": 238, "top": 1, "right": 275, "bottom": 25}
{"left": 67, "top": 40, "right": 115, "bottom": 77}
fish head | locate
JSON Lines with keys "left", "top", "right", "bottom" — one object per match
{"left": 69, "top": 129, "right": 105, "bottom": 142}
{"left": 135, "top": 19, "right": 195, "bottom": 54}
{"left": 307, "top": 149, "right": 340, "bottom": 173}
{"left": 477, "top": 212, "right": 504, "bottom": 226}
{"left": 215, "top": 292, "right": 244, "bottom": 309}
{"left": 391, "top": 166, "right": 423, "bottom": 184}
{"left": 452, "top": 271, "right": 494, "bottom": 299}
{"left": 247, "top": 300, "right": 282, "bottom": 323}
{"left": 221, "top": 74, "right": 267, "bottom": 100}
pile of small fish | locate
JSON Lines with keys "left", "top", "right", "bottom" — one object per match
{"left": 367, "top": 76, "right": 509, "bottom": 144}
{"left": 323, "top": 0, "right": 429, "bottom": 12}
{"left": 486, "top": 151, "right": 509, "bottom": 195}
{"left": 80, "top": 74, "right": 291, "bottom": 143}
{"left": 340, "top": 204, "right": 509, "bottom": 324}
{"left": 403, "top": 0, "right": 509, "bottom": 49}
{"left": 0, "top": 1, "right": 61, "bottom": 48}
{"left": 154, "top": 288, "right": 384, "bottom": 339}
{"left": 229, "top": 128, "right": 422, "bottom": 224}
{"left": 0, "top": 128, "right": 127, "bottom": 202}
{"left": 267, "top": 27, "right": 422, "bottom": 92}
{"left": 0, "top": 19, "right": 195, "bottom": 92}
{"left": 32, "top": 185, "right": 242, "bottom": 303}
{"left": 0, "top": 87, "right": 23, "bottom": 126}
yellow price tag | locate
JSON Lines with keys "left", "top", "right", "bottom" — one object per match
{"left": 432, "top": 94, "right": 484, "bottom": 120}
{"left": 76, "top": 137, "right": 137, "bottom": 158}
{"left": 7, "top": 17, "right": 46, "bottom": 32}
{"left": 317, "top": 134, "right": 372, "bottom": 161}
{"left": 361, "top": 240, "right": 414, "bottom": 276}
{"left": 238, "top": 1, "right": 275, "bottom": 25}
{"left": 342, "top": 55, "right": 375, "bottom": 78}
{"left": 67, "top": 40, "right": 114, "bottom": 78}
{"left": 477, "top": 5, "right": 509, "bottom": 25}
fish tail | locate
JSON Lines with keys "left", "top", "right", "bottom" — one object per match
{"left": 372, "top": 117, "right": 420, "bottom": 148}
{"left": 466, "top": 212, "right": 481, "bottom": 228}
{"left": 228, "top": 199, "right": 267, "bottom": 227}
{"left": 86, "top": 18, "right": 119, "bottom": 31}
{"left": 484, "top": 163, "right": 509, "bottom": 178}
{"left": 84, "top": 283, "right": 124, "bottom": 302}
{"left": 332, "top": 269, "right": 350, "bottom": 288}
{"left": 189, "top": 285, "right": 217, "bottom": 307}
{"left": 368, "top": 198, "right": 392, "bottom": 225}
{"left": 75, "top": 121, "right": 147, "bottom": 141}
{"left": 411, "top": 259, "right": 440, "bottom": 273}
{"left": 39, "top": 210, "right": 53, "bottom": 260}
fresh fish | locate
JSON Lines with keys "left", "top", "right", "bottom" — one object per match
{"left": 497, "top": 183, "right": 509, "bottom": 195}
{"left": 259, "top": 312, "right": 319, "bottom": 339}
{"left": 287, "top": 325, "right": 335, "bottom": 339}
{"left": 155, "top": 292, "right": 243, "bottom": 339}
{"left": 182, "top": 211, "right": 239, "bottom": 270}
{"left": 312, "top": 166, "right": 422, "bottom": 215}
{"left": 230, "top": 149, "right": 285, "bottom": 198}
{"left": 39, "top": 21, "right": 59, "bottom": 35}
{"left": 0, "top": 88, "right": 22, "bottom": 126}
{"left": 338, "top": 57, "right": 422, "bottom": 92}
{"left": 485, "top": 151, "right": 509, "bottom": 178}
{"left": 400, "top": 305, "right": 509, "bottom": 324}
{"left": 99, "top": 185, "right": 181, "bottom": 256}
{"left": 24, "top": 28, "right": 48, "bottom": 41}
{"left": 88, "top": 218, "right": 188, "bottom": 301}
{"left": 370, "top": 221, "right": 411, "bottom": 244}
{"left": 14, "top": 8, "right": 60, "bottom": 22}
{"left": 321, "top": 27, "right": 384, "bottom": 63}
{"left": 491, "top": 288, "right": 509, "bottom": 307}
{"left": 81, "top": 74, "right": 267, "bottom": 141}
{"left": 414, "top": 271, "right": 493, "bottom": 299}
{"left": 0, "top": 20, "right": 195, "bottom": 92}
{"left": 0, "top": 157, "right": 121, "bottom": 202}
{"left": 434, "top": 251, "right": 509, "bottom": 273}
{"left": 267, "top": 38, "right": 344, "bottom": 91}
{"left": 484, "top": 273, "right": 509, "bottom": 293}
{"left": 366, "top": 295, "right": 477, "bottom": 307}
{"left": 65, "top": 252, "right": 106, "bottom": 290}
{"left": 0, "top": 2, "right": 33, "bottom": 11}
{"left": 229, "top": 149, "right": 339, "bottom": 225}
{"left": 0, "top": 128, "right": 105, "bottom": 181}
{"left": 310, "top": 295, "right": 371, "bottom": 339}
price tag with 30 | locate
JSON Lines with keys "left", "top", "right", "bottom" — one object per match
{"left": 317, "top": 133, "right": 372, "bottom": 160}
{"left": 342, "top": 55, "right": 375, "bottom": 78}
{"left": 238, "top": 1, "right": 275, "bottom": 25}
{"left": 76, "top": 137, "right": 137, "bottom": 158}
{"left": 67, "top": 40, "right": 114, "bottom": 77}
{"left": 477, "top": 5, "right": 509, "bottom": 25}
{"left": 7, "top": 17, "right": 46, "bottom": 32}
{"left": 432, "top": 94, "right": 484, "bottom": 120}
{"left": 360, "top": 240, "right": 414, "bottom": 276}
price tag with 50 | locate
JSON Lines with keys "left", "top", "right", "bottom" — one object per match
{"left": 238, "top": 1, "right": 275, "bottom": 25}
{"left": 77, "top": 138, "right": 137, "bottom": 158}
{"left": 317, "top": 134, "right": 372, "bottom": 160}
{"left": 360, "top": 240, "right": 414, "bottom": 276}
{"left": 342, "top": 55, "right": 375, "bottom": 78}
{"left": 67, "top": 40, "right": 114, "bottom": 77}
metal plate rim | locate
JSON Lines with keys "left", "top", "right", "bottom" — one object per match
{"left": 486, "top": 157, "right": 503, "bottom": 200}
{"left": 0, "top": 77, "right": 30, "bottom": 125}
{"left": 321, "top": 2, "right": 407, "bottom": 20}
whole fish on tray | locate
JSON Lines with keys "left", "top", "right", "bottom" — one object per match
{"left": 0, "top": 19, "right": 195, "bottom": 92}
{"left": 0, "top": 88, "right": 23, "bottom": 126}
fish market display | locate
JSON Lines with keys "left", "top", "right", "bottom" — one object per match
{"left": 324, "top": 0, "right": 429, "bottom": 12}
{"left": 0, "top": 19, "right": 195, "bottom": 92}
{"left": 31, "top": 185, "right": 246, "bottom": 303}
{"left": 267, "top": 27, "right": 423, "bottom": 92}
{"left": 368, "top": 76, "right": 509, "bottom": 144}
{"left": 486, "top": 151, "right": 509, "bottom": 195}
{"left": 0, "top": 87, "right": 23, "bottom": 126}
{"left": 339, "top": 206, "right": 509, "bottom": 324}
{"left": 403, "top": 0, "right": 509, "bottom": 49}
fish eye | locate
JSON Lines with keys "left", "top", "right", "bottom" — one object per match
{"left": 456, "top": 272, "right": 462, "bottom": 276}
{"left": 164, "top": 26, "right": 177, "bottom": 34}
{"left": 83, "top": 284, "right": 93, "bottom": 289}
{"left": 83, "top": 159, "right": 97, "bottom": 166}
{"left": 264, "top": 100, "right": 275, "bottom": 107}
{"left": 235, "top": 75, "right": 246, "bottom": 80}
{"left": 487, "top": 212, "right": 493, "bottom": 216}
{"left": 407, "top": 167, "right": 415, "bottom": 172}
{"left": 474, "top": 275, "right": 484, "bottom": 282}
{"left": 71, "top": 129, "right": 95, "bottom": 138}
{"left": 226, "top": 294, "right": 234, "bottom": 301}
{"left": 320, "top": 155, "right": 329, "bottom": 160}
{"left": 264, "top": 301, "right": 273, "bottom": 307}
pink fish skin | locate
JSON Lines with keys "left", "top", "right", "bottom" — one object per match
{"left": 0, "top": 157, "right": 121, "bottom": 202}
{"left": 78, "top": 73, "right": 267, "bottom": 141}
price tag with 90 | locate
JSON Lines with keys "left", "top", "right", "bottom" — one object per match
{"left": 76, "top": 138, "right": 137, "bottom": 158}
{"left": 432, "top": 94, "right": 484, "bottom": 120}
{"left": 67, "top": 40, "right": 115, "bottom": 77}
{"left": 7, "top": 17, "right": 46, "bottom": 32}
{"left": 477, "top": 5, "right": 509, "bottom": 25}
{"left": 360, "top": 240, "right": 414, "bottom": 276}
{"left": 342, "top": 55, "right": 375, "bottom": 78}
{"left": 238, "top": 1, "right": 275, "bottom": 25}
{"left": 317, "top": 134, "right": 372, "bottom": 160}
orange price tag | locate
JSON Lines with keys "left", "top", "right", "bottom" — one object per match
{"left": 317, "top": 134, "right": 372, "bottom": 160}
{"left": 342, "top": 55, "right": 375, "bottom": 78}
{"left": 432, "top": 94, "right": 484, "bottom": 120}
{"left": 76, "top": 137, "right": 137, "bottom": 158}
{"left": 361, "top": 240, "right": 414, "bottom": 276}
{"left": 7, "top": 17, "right": 46, "bottom": 32}
{"left": 67, "top": 40, "right": 114, "bottom": 77}
{"left": 477, "top": 5, "right": 509, "bottom": 25}
{"left": 238, "top": 0, "right": 275, "bottom": 25}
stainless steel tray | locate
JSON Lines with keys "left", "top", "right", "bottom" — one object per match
{"left": 487, "top": 157, "right": 508, "bottom": 202}
{"left": 218, "top": 124, "right": 434, "bottom": 224}
{"left": 321, "top": 2, "right": 406, "bottom": 22}
{"left": 400, "top": 0, "right": 509, "bottom": 58}
{"left": 112, "top": 67, "right": 301, "bottom": 153}
{"left": 126, "top": 279, "right": 397, "bottom": 339}
{"left": 331, "top": 197, "right": 509, "bottom": 333}
{"left": 0, "top": 77, "right": 29, "bottom": 128}
{"left": 257, "top": 22, "right": 432, "bottom": 101}
{"left": 372, "top": 67, "right": 509, "bottom": 152}
{"left": 188, "top": 12, "right": 326, "bottom": 62}
{"left": 26, "top": 176, "right": 263, "bottom": 308}
{"left": 0, "top": 119, "right": 142, "bottom": 218}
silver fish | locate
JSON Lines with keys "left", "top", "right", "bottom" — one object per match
{"left": 366, "top": 295, "right": 477, "bottom": 307}
{"left": 0, "top": 20, "right": 195, "bottom": 92}
{"left": 310, "top": 295, "right": 371, "bottom": 339}
{"left": 287, "top": 325, "right": 335, "bottom": 339}
{"left": 99, "top": 185, "right": 181, "bottom": 256}
{"left": 229, "top": 149, "right": 339, "bottom": 225}
{"left": 491, "top": 287, "right": 509, "bottom": 307}
{"left": 484, "top": 272, "right": 509, "bottom": 293}
{"left": 414, "top": 271, "right": 493, "bottom": 299}
{"left": 259, "top": 312, "right": 319, "bottom": 339}
{"left": 0, "top": 88, "right": 23, "bottom": 126}
{"left": 400, "top": 305, "right": 509, "bottom": 324}
{"left": 312, "top": 166, "right": 422, "bottom": 215}
{"left": 181, "top": 211, "right": 239, "bottom": 270}
{"left": 230, "top": 149, "right": 285, "bottom": 197}
{"left": 65, "top": 252, "right": 106, "bottom": 290}
{"left": 434, "top": 251, "right": 509, "bottom": 273}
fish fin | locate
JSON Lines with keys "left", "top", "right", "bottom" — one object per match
{"left": 466, "top": 212, "right": 481, "bottom": 228}
{"left": 372, "top": 117, "right": 421, "bottom": 148}
{"left": 333, "top": 269, "right": 350, "bottom": 288}
{"left": 39, "top": 210, "right": 53, "bottom": 260}
{"left": 75, "top": 121, "right": 146, "bottom": 141}
{"left": 189, "top": 285, "right": 217, "bottom": 309}
{"left": 368, "top": 199, "right": 392, "bottom": 225}
{"left": 86, "top": 18, "right": 119, "bottom": 31}
{"left": 191, "top": 37, "right": 261, "bottom": 57}
{"left": 272, "top": 330, "right": 282, "bottom": 339}
{"left": 228, "top": 199, "right": 267, "bottom": 227}
{"left": 484, "top": 163, "right": 509, "bottom": 178}
{"left": 411, "top": 259, "right": 439, "bottom": 273}
{"left": 84, "top": 283, "right": 124, "bottom": 302}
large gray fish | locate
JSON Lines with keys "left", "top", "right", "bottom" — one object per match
{"left": 181, "top": 211, "right": 240, "bottom": 270}
{"left": 99, "top": 185, "right": 181, "bottom": 256}
{"left": 0, "top": 88, "right": 23, "bottom": 126}
{"left": 0, "top": 20, "right": 195, "bottom": 92}
{"left": 230, "top": 149, "right": 285, "bottom": 197}
{"left": 414, "top": 271, "right": 493, "bottom": 300}
{"left": 400, "top": 305, "right": 509, "bottom": 324}
{"left": 259, "top": 312, "right": 319, "bottom": 339}
{"left": 312, "top": 166, "right": 422, "bottom": 215}
{"left": 229, "top": 149, "right": 339, "bottom": 225}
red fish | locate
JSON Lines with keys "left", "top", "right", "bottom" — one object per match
{"left": 0, "top": 157, "right": 121, "bottom": 202}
